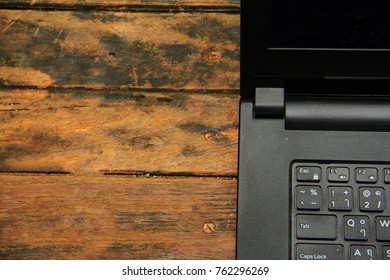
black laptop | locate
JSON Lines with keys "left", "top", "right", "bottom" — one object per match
{"left": 237, "top": 0, "right": 390, "bottom": 260}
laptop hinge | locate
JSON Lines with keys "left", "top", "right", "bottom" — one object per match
{"left": 254, "top": 88, "right": 285, "bottom": 118}
{"left": 254, "top": 87, "right": 390, "bottom": 131}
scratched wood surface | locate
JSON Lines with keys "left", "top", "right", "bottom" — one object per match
{"left": 0, "top": 175, "right": 236, "bottom": 259}
{"left": 0, "top": 88, "right": 239, "bottom": 175}
{"left": 0, "top": 0, "right": 240, "bottom": 260}
{"left": 0, "top": 10, "right": 239, "bottom": 90}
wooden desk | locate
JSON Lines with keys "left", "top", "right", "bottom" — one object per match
{"left": 0, "top": 0, "right": 239, "bottom": 259}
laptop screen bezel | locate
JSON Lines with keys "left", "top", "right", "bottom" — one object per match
{"left": 241, "top": 0, "right": 390, "bottom": 100}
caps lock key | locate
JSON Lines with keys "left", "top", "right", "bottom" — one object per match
{"left": 296, "top": 244, "right": 344, "bottom": 260}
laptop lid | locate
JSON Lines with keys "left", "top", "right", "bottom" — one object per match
{"left": 241, "top": 0, "right": 390, "bottom": 100}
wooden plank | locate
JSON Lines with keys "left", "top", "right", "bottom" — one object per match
{"left": 0, "top": 0, "right": 240, "bottom": 10}
{"left": 0, "top": 88, "right": 239, "bottom": 176}
{"left": 0, "top": 175, "right": 236, "bottom": 259}
{"left": 0, "top": 10, "right": 239, "bottom": 90}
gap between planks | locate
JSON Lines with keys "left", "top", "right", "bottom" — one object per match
{"left": 0, "top": 3, "right": 240, "bottom": 13}
{"left": 0, "top": 85, "right": 240, "bottom": 95}
{"left": 0, "top": 171, "right": 237, "bottom": 181}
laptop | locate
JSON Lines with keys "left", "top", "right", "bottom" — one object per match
{"left": 237, "top": 0, "right": 390, "bottom": 260}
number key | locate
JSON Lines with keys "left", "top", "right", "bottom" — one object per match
{"left": 385, "top": 169, "right": 390, "bottom": 184}
{"left": 359, "top": 188, "right": 385, "bottom": 212}
{"left": 328, "top": 187, "right": 353, "bottom": 211}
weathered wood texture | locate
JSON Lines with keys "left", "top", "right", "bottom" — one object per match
{"left": 0, "top": 175, "right": 236, "bottom": 259}
{"left": 0, "top": 10, "right": 239, "bottom": 90}
{"left": 0, "top": 1, "right": 240, "bottom": 260}
{"left": 0, "top": 0, "right": 240, "bottom": 10}
{"left": 0, "top": 88, "right": 238, "bottom": 176}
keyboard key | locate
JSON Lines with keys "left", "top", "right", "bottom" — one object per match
{"left": 328, "top": 167, "right": 349, "bottom": 182}
{"left": 296, "top": 186, "right": 321, "bottom": 210}
{"left": 376, "top": 217, "right": 390, "bottom": 241}
{"left": 296, "top": 166, "right": 321, "bottom": 182}
{"left": 296, "top": 215, "right": 337, "bottom": 240}
{"left": 292, "top": 162, "right": 390, "bottom": 261}
{"left": 296, "top": 244, "right": 344, "bottom": 260}
{"left": 359, "top": 187, "right": 385, "bottom": 212}
{"left": 356, "top": 168, "right": 378, "bottom": 183}
{"left": 383, "top": 247, "right": 390, "bottom": 260}
{"left": 328, "top": 187, "right": 353, "bottom": 211}
{"left": 385, "top": 169, "right": 390, "bottom": 184}
{"left": 350, "top": 245, "right": 377, "bottom": 260}
{"left": 344, "top": 216, "right": 369, "bottom": 240}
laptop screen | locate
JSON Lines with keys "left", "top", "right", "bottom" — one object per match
{"left": 268, "top": 0, "right": 390, "bottom": 50}
{"left": 241, "top": 0, "right": 390, "bottom": 92}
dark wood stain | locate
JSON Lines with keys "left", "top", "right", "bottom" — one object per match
{"left": 115, "top": 212, "right": 177, "bottom": 230}
{"left": 0, "top": 244, "right": 83, "bottom": 260}
{"left": 0, "top": 0, "right": 240, "bottom": 260}
{"left": 0, "top": 10, "right": 239, "bottom": 90}
{"left": 181, "top": 145, "right": 202, "bottom": 157}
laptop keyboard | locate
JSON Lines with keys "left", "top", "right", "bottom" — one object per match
{"left": 291, "top": 162, "right": 390, "bottom": 260}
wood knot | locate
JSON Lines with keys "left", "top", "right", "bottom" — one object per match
{"left": 203, "top": 50, "right": 221, "bottom": 63}
{"left": 205, "top": 131, "right": 226, "bottom": 143}
{"left": 203, "top": 222, "right": 216, "bottom": 234}
{"left": 205, "top": 131, "right": 219, "bottom": 142}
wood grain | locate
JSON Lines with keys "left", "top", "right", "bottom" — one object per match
{"left": 0, "top": 175, "right": 237, "bottom": 259}
{"left": 0, "top": 10, "right": 239, "bottom": 90}
{"left": 0, "top": 1, "right": 240, "bottom": 261}
{"left": 0, "top": 0, "right": 240, "bottom": 11}
{"left": 0, "top": 88, "right": 239, "bottom": 176}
